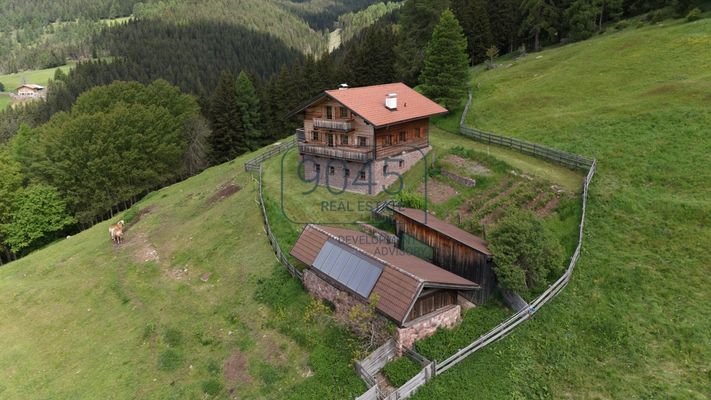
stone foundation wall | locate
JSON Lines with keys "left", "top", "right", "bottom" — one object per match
{"left": 303, "top": 268, "right": 364, "bottom": 316}
{"left": 395, "top": 305, "right": 462, "bottom": 352}
{"left": 301, "top": 147, "right": 430, "bottom": 195}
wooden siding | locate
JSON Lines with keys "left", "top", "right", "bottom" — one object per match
{"left": 407, "top": 290, "right": 457, "bottom": 321}
{"left": 303, "top": 98, "right": 374, "bottom": 148}
{"left": 394, "top": 215, "right": 496, "bottom": 304}
{"left": 375, "top": 119, "right": 430, "bottom": 159}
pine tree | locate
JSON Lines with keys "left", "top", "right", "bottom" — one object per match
{"left": 521, "top": 0, "right": 560, "bottom": 51}
{"left": 419, "top": 9, "right": 470, "bottom": 110}
{"left": 208, "top": 71, "right": 243, "bottom": 163}
{"left": 467, "top": 0, "right": 493, "bottom": 64}
{"left": 234, "top": 71, "right": 262, "bottom": 151}
{"left": 395, "top": 0, "right": 450, "bottom": 85}
{"left": 489, "top": 0, "right": 520, "bottom": 53}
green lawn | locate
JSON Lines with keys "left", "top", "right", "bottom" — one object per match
{"left": 0, "top": 151, "right": 365, "bottom": 399}
{"left": 0, "top": 63, "right": 74, "bottom": 91}
{"left": 412, "top": 17, "right": 711, "bottom": 399}
{"left": 0, "top": 94, "right": 11, "bottom": 110}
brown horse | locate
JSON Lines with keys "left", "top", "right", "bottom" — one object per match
{"left": 109, "top": 220, "right": 125, "bottom": 244}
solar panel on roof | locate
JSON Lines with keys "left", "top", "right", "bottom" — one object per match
{"left": 313, "top": 240, "right": 383, "bottom": 298}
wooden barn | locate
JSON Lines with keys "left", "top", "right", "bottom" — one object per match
{"left": 290, "top": 224, "right": 478, "bottom": 328}
{"left": 390, "top": 207, "right": 496, "bottom": 304}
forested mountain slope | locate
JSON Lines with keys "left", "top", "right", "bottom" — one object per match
{"left": 0, "top": 0, "right": 383, "bottom": 73}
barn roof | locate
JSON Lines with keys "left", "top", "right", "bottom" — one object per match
{"left": 290, "top": 224, "right": 477, "bottom": 325}
{"left": 288, "top": 83, "right": 448, "bottom": 128}
{"left": 390, "top": 207, "right": 492, "bottom": 256}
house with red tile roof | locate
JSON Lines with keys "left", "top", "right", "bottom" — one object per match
{"left": 289, "top": 83, "right": 447, "bottom": 195}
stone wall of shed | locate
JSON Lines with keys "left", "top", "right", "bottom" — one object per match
{"left": 395, "top": 305, "right": 461, "bottom": 352}
{"left": 304, "top": 269, "right": 464, "bottom": 353}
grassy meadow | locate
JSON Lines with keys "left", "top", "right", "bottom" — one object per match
{"left": 411, "top": 17, "right": 711, "bottom": 399}
{"left": 0, "top": 150, "right": 366, "bottom": 399}
{"left": 0, "top": 63, "right": 75, "bottom": 110}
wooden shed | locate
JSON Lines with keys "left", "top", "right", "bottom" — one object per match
{"left": 390, "top": 207, "right": 496, "bottom": 304}
{"left": 290, "top": 224, "right": 478, "bottom": 327}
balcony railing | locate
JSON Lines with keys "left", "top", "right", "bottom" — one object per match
{"left": 313, "top": 118, "right": 353, "bottom": 132}
{"left": 299, "top": 143, "right": 374, "bottom": 162}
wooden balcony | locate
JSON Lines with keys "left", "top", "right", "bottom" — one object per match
{"left": 313, "top": 118, "right": 354, "bottom": 132}
{"left": 299, "top": 143, "right": 374, "bottom": 162}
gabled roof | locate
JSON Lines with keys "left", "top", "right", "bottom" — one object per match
{"left": 290, "top": 224, "right": 477, "bottom": 325}
{"left": 289, "top": 83, "right": 448, "bottom": 128}
{"left": 390, "top": 207, "right": 492, "bottom": 256}
{"left": 16, "top": 84, "right": 44, "bottom": 90}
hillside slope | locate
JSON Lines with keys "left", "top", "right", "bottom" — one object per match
{"left": 412, "top": 18, "right": 711, "bottom": 399}
{"left": 0, "top": 153, "right": 365, "bottom": 399}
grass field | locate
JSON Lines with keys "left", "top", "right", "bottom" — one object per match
{"left": 0, "top": 94, "right": 11, "bottom": 110}
{"left": 0, "top": 63, "right": 75, "bottom": 110}
{"left": 0, "top": 63, "right": 74, "bottom": 92}
{"left": 410, "top": 17, "right": 711, "bottom": 399}
{"left": 0, "top": 151, "right": 366, "bottom": 399}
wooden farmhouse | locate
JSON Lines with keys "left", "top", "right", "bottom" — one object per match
{"left": 390, "top": 207, "right": 496, "bottom": 305}
{"left": 290, "top": 224, "right": 478, "bottom": 349}
{"left": 290, "top": 83, "right": 447, "bottom": 195}
{"left": 15, "top": 84, "right": 46, "bottom": 99}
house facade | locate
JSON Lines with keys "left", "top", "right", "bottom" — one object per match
{"left": 290, "top": 83, "right": 447, "bottom": 195}
{"left": 290, "top": 224, "right": 478, "bottom": 350}
{"left": 15, "top": 84, "right": 46, "bottom": 99}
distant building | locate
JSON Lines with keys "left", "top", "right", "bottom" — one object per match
{"left": 289, "top": 83, "right": 448, "bottom": 195}
{"left": 16, "top": 84, "right": 46, "bottom": 99}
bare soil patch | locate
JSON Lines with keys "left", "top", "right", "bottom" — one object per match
{"left": 536, "top": 196, "right": 561, "bottom": 218}
{"left": 207, "top": 183, "right": 241, "bottom": 205}
{"left": 125, "top": 206, "right": 155, "bottom": 232}
{"left": 417, "top": 180, "right": 457, "bottom": 204}
{"left": 224, "top": 350, "right": 252, "bottom": 392}
{"left": 444, "top": 155, "right": 492, "bottom": 176}
{"left": 119, "top": 232, "right": 160, "bottom": 263}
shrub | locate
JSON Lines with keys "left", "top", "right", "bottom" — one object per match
{"left": 382, "top": 357, "right": 422, "bottom": 387}
{"left": 0, "top": 82, "right": 5, "bottom": 92}
{"left": 201, "top": 378, "right": 223, "bottom": 395}
{"left": 488, "top": 210, "right": 565, "bottom": 296}
{"left": 687, "top": 8, "right": 702, "bottom": 22}
{"left": 615, "top": 20, "right": 629, "bottom": 30}
{"left": 395, "top": 190, "right": 426, "bottom": 209}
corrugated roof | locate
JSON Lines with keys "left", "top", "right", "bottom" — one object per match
{"left": 290, "top": 224, "right": 477, "bottom": 324}
{"left": 391, "top": 207, "right": 492, "bottom": 256}
{"left": 324, "top": 83, "right": 447, "bottom": 128}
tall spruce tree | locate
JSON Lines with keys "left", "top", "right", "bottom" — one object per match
{"left": 420, "top": 9, "right": 470, "bottom": 109}
{"left": 234, "top": 71, "right": 262, "bottom": 151}
{"left": 209, "top": 71, "right": 243, "bottom": 163}
{"left": 395, "top": 0, "right": 451, "bottom": 85}
{"left": 489, "top": 0, "right": 520, "bottom": 53}
{"left": 521, "top": 0, "right": 560, "bottom": 51}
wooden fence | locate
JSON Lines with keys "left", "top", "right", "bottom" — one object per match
{"left": 244, "top": 138, "right": 296, "bottom": 172}
{"left": 245, "top": 139, "right": 302, "bottom": 281}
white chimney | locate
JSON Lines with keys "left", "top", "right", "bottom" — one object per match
{"left": 385, "top": 93, "right": 397, "bottom": 110}
{"left": 339, "top": 83, "right": 349, "bottom": 90}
